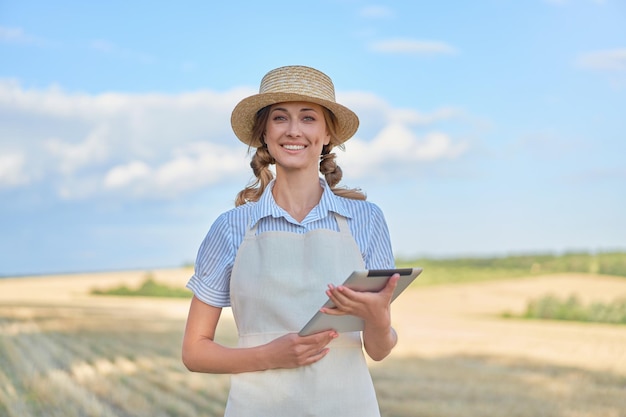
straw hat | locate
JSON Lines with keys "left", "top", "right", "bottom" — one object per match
{"left": 231, "top": 65, "right": 359, "bottom": 147}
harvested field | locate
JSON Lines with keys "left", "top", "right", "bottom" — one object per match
{"left": 0, "top": 269, "right": 625, "bottom": 416}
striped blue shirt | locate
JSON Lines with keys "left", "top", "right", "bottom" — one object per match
{"left": 187, "top": 179, "right": 395, "bottom": 307}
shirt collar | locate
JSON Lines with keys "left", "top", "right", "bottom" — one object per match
{"left": 248, "top": 178, "right": 352, "bottom": 227}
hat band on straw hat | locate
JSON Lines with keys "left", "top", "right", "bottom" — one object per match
{"left": 231, "top": 65, "right": 359, "bottom": 147}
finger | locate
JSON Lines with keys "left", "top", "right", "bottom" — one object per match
{"left": 302, "top": 330, "right": 338, "bottom": 343}
{"left": 317, "top": 330, "right": 338, "bottom": 343}
{"left": 381, "top": 274, "right": 400, "bottom": 297}
{"left": 303, "top": 347, "right": 330, "bottom": 365}
{"left": 321, "top": 287, "right": 354, "bottom": 315}
{"left": 326, "top": 286, "right": 354, "bottom": 308}
{"left": 320, "top": 293, "right": 347, "bottom": 314}
{"left": 302, "top": 332, "right": 337, "bottom": 362}
{"left": 320, "top": 306, "right": 346, "bottom": 316}
{"left": 325, "top": 286, "right": 343, "bottom": 306}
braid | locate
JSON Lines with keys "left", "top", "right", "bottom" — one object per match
{"left": 235, "top": 106, "right": 274, "bottom": 206}
{"left": 319, "top": 144, "right": 366, "bottom": 201}
{"left": 319, "top": 145, "right": 342, "bottom": 188}
{"left": 235, "top": 146, "right": 275, "bottom": 206}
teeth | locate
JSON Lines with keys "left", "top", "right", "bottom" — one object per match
{"left": 283, "top": 145, "right": 305, "bottom": 150}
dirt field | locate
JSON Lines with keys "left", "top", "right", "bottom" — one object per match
{"left": 1, "top": 269, "right": 625, "bottom": 416}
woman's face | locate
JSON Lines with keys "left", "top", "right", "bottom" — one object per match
{"left": 264, "top": 101, "right": 330, "bottom": 174}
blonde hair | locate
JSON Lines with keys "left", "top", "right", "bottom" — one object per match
{"left": 235, "top": 106, "right": 365, "bottom": 206}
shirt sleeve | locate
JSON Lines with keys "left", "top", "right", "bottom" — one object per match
{"left": 186, "top": 212, "right": 236, "bottom": 307}
{"left": 364, "top": 203, "right": 396, "bottom": 270}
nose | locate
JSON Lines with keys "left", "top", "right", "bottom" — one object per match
{"left": 286, "top": 119, "right": 301, "bottom": 137}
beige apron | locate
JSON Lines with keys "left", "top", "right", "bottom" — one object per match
{"left": 225, "top": 213, "right": 381, "bottom": 417}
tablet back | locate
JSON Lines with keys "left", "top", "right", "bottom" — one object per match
{"left": 298, "top": 267, "right": 422, "bottom": 336}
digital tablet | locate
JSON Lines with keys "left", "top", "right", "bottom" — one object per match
{"left": 298, "top": 267, "right": 423, "bottom": 336}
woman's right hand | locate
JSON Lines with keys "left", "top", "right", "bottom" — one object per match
{"left": 183, "top": 296, "right": 338, "bottom": 374}
{"left": 263, "top": 331, "right": 338, "bottom": 369}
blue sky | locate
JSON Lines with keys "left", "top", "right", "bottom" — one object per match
{"left": 1, "top": 0, "right": 625, "bottom": 276}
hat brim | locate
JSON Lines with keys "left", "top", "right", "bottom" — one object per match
{"left": 231, "top": 92, "right": 359, "bottom": 148}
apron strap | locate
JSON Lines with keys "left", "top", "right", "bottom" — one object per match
{"left": 244, "top": 218, "right": 259, "bottom": 240}
{"left": 333, "top": 213, "right": 351, "bottom": 235}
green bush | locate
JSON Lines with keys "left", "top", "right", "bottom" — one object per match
{"left": 519, "top": 294, "right": 626, "bottom": 325}
{"left": 92, "top": 273, "right": 191, "bottom": 298}
{"left": 397, "top": 251, "right": 626, "bottom": 287}
{"left": 597, "top": 252, "right": 626, "bottom": 276}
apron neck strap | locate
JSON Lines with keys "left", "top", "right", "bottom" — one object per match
{"left": 333, "top": 212, "right": 351, "bottom": 234}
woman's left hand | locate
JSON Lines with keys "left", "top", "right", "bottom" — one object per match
{"left": 320, "top": 273, "right": 400, "bottom": 329}
{"left": 321, "top": 273, "right": 400, "bottom": 360}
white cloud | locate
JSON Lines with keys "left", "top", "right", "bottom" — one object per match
{"left": 359, "top": 6, "right": 394, "bottom": 18}
{"left": 102, "top": 142, "right": 248, "bottom": 198}
{"left": 389, "top": 107, "right": 464, "bottom": 125}
{"left": 0, "top": 152, "right": 30, "bottom": 188}
{"left": 0, "top": 26, "right": 25, "bottom": 42}
{"left": 338, "top": 124, "right": 468, "bottom": 179}
{"left": 0, "top": 79, "right": 250, "bottom": 199}
{"left": 341, "top": 92, "right": 465, "bottom": 135}
{"left": 103, "top": 160, "right": 151, "bottom": 189}
{"left": 0, "top": 26, "right": 34, "bottom": 43}
{"left": 415, "top": 132, "right": 468, "bottom": 159}
{"left": 576, "top": 48, "right": 626, "bottom": 71}
{"left": 90, "top": 39, "right": 117, "bottom": 53}
{"left": 0, "top": 26, "right": 49, "bottom": 46}
{"left": 0, "top": 79, "right": 474, "bottom": 199}
{"left": 45, "top": 126, "right": 110, "bottom": 175}
{"left": 370, "top": 38, "right": 457, "bottom": 55}
{"left": 155, "top": 146, "right": 243, "bottom": 188}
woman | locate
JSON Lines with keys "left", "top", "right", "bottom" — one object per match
{"left": 183, "top": 65, "right": 399, "bottom": 416}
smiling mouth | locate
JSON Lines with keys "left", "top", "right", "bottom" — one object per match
{"left": 282, "top": 144, "right": 306, "bottom": 150}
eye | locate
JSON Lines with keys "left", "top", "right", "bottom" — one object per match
{"left": 302, "top": 115, "right": 316, "bottom": 121}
